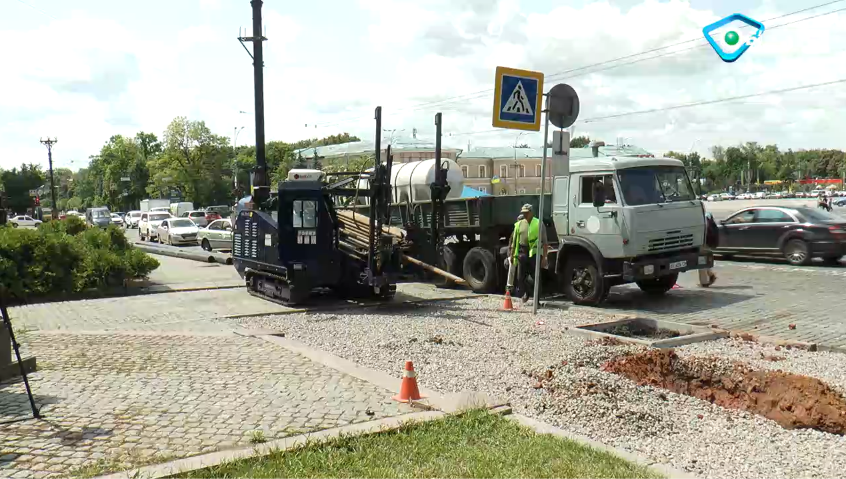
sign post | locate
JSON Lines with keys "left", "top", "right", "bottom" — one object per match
{"left": 531, "top": 83, "right": 580, "bottom": 314}
{"left": 492, "top": 66, "right": 581, "bottom": 313}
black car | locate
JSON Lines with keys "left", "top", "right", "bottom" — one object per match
{"left": 716, "top": 206, "right": 846, "bottom": 265}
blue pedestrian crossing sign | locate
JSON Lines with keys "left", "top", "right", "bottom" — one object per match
{"left": 492, "top": 66, "right": 544, "bottom": 132}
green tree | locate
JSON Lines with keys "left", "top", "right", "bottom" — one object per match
{"left": 569, "top": 136, "right": 591, "bottom": 148}
{"left": 1, "top": 164, "right": 44, "bottom": 213}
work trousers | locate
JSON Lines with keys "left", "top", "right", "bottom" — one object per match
{"left": 515, "top": 244, "right": 536, "bottom": 298}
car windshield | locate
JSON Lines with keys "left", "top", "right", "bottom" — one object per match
{"left": 93, "top": 210, "right": 110, "bottom": 218}
{"left": 170, "top": 219, "right": 195, "bottom": 228}
{"left": 794, "top": 208, "right": 843, "bottom": 223}
{"left": 150, "top": 213, "right": 170, "bottom": 221}
{"left": 618, "top": 166, "right": 695, "bottom": 206}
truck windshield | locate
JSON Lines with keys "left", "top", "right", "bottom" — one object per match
{"left": 618, "top": 166, "right": 695, "bottom": 206}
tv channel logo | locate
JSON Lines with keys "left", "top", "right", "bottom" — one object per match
{"left": 703, "top": 13, "right": 765, "bottom": 63}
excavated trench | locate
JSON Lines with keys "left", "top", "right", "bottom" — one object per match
{"left": 602, "top": 349, "right": 846, "bottom": 435}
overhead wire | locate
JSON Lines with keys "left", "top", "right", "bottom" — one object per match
{"left": 312, "top": 0, "right": 846, "bottom": 129}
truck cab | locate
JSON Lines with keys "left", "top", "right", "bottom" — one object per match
{"left": 552, "top": 156, "right": 714, "bottom": 304}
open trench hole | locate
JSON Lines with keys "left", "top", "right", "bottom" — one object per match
{"left": 602, "top": 349, "right": 846, "bottom": 435}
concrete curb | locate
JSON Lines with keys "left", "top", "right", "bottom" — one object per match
{"left": 508, "top": 414, "right": 697, "bottom": 479}
{"left": 134, "top": 242, "right": 232, "bottom": 265}
{"left": 254, "top": 333, "right": 506, "bottom": 413}
{"left": 90, "top": 411, "right": 446, "bottom": 479}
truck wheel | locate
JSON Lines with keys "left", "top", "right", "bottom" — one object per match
{"left": 562, "top": 255, "right": 605, "bottom": 306}
{"left": 462, "top": 247, "right": 497, "bottom": 293}
{"left": 636, "top": 273, "right": 678, "bottom": 296}
{"left": 434, "top": 244, "right": 462, "bottom": 288}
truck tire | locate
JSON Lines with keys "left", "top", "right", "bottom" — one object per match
{"left": 434, "top": 244, "right": 462, "bottom": 288}
{"left": 562, "top": 255, "right": 606, "bottom": 306}
{"left": 636, "top": 273, "right": 678, "bottom": 296}
{"left": 462, "top": 247, "right": 497, "bottom": 293}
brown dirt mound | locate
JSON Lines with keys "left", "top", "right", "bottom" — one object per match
{"left": 602, "top": 349, "right": 846, "bottom": 435}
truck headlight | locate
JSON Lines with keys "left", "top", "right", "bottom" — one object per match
{"left": 643, "top": 265, "right": 654, "bottom": 275}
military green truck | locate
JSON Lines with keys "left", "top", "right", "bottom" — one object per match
{"left": 356, "top": 154, "right": 714, "bottom": 306}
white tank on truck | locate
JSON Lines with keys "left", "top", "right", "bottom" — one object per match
{"left": 355, "top": 159, "right": 464, "bottom": 204}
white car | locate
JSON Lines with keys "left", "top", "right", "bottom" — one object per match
{"left": 138, "top": 212, "right": 173, "bottom": 241}
{"left": 124, "top": 210, "right": 143, "bottom": 228}
{"left": 706, "top": 194, "right": 722, "bottom": 201}
{"left": 197, "top": 219, "right": 233, "bottom": 251}
{"left": 156, "top": 218, "right": 200, "bottom": 245}
{"left": 9, "top": 215, "right": 42, "bottom": 228}
{"left": 110, "top": 213, "right": 123, "bottom": 226}
{"left": 720, "top": 193, "right": 735, "bottom": 201}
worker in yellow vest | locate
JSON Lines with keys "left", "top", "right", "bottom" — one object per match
{"left": 508, "top": 204, "right": 548, "bottom": 304}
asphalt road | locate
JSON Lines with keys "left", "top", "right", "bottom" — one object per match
{"left": 704, "top": 198, "right": 846, "bottom": 220}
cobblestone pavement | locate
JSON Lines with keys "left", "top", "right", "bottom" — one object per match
{"left": 8, "top": 283, "right": 473, "bottom": 333}
{"left": 1, "top": 333, "right": 412, "bottom": 478}
{"left": 580, "top": 258, "right": 846, "bottom": 350}
{"left": 8, "top": 289, "right": 296, "bottom": 333}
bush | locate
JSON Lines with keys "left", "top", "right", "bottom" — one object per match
{"left": 0, "top": 218, "right": 160, "bottom": 300}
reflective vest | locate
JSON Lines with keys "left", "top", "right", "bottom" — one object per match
{"left": 511, "top": 217, "right": 540, "bottom": 259}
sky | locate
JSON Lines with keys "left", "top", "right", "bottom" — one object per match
{"left": 1, "top": 0, "right": 845, "bottom": 172}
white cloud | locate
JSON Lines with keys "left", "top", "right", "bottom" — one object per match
{"left": 2, "top": 0, "right": 845, "bottom": 173}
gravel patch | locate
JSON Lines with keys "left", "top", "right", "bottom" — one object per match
{"left": 226, "top": 296, "right": 846, "bottom": 478}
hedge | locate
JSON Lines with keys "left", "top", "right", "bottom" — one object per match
{"left": 0, "top": 216, "right": 160, "bottom": 299}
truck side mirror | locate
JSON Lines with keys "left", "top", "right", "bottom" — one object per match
{"left": 592, "top": 182, "right": 606, "bottom": 208}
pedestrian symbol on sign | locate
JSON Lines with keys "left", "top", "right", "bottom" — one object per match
{"left": 503, "top": 81, "right": 533, "bottom": 115}
{"left": 492, "top": 66, "right": 544, "bottom": 132}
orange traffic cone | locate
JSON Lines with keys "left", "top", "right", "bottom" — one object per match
{"left": 501, "top": 291, "right": 514, "bottom": 311}
{"left": 393, "top": 361, "right": 426, "bottom": 403}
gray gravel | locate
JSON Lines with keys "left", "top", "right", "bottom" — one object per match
{"left": 229, "top": 296, "right": 846, "bottom": 478}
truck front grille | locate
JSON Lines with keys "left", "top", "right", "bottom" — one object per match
{"left": 648, "top": 232, "right": 694, "bottom": 252}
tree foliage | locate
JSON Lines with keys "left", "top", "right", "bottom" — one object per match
{"left": 1, "top": 164, "right": 44, "bottom": 213}
{"left": 569, "top": 136, "right": 591, "bottom": 148}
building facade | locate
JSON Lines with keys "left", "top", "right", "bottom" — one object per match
{"left": 456, "top": 145, "right": 654, "bottom": 196}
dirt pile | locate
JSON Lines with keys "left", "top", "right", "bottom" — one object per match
{"left": 602, "top": 349, "right": 846, "bottom": 435}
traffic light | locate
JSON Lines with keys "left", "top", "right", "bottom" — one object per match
{"left": 34, "top": 196, "right": 40, "bottom": 206}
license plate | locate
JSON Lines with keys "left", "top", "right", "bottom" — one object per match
{"left": 669, "top": 260, "right": 687, "bottom": 270}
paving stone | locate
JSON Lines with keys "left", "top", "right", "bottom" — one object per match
{"left": 1, "top": 332, "right": 412, "bottom": 477}
{"left": 574, "top": 260, "right": 846, "bottom": 351}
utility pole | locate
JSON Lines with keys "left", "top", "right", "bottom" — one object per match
{"left": 238, "top": 1, "right": 268, "bottom": 204}
{"left": 40, "top": 137, "right": 58, "bottom": 213}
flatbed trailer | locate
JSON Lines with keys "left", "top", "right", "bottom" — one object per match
{"left": 352, "top": 193, "right": 557, "bottom": 293}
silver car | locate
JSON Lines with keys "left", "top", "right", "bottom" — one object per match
{"left": 197, "top": 219, "right": 232, "bottom": 251}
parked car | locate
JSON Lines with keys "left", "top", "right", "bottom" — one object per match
{"left": 197, "top": 219, "right": 233, "bottom": 251}
{"left": 715, "top": 206, "right": 846, "bottom": 266}
{"left": 736, "top": 193, "right": 752, "bottom": 200}
{"left": 86, "top": 207, "right": 112, "bottom": 229}
{"left": 203, "top": 205, "right": 232, "bottom": 218}
{"left": 8, "top": 215, "right": 42, "bottom": 228}
{"left": 796, "top": 191, "right": 807, "bottom": 198}
{"left": 156, "top": 218, "right": 200, "bottom": 246}
{"left": 834, "top": 197, "right": 846, "bottom": 207}
{"left": 138, "top": 212, "right": 173, "bottom": 241}
{"left": 707, "top": 194, "right": 722, "bottom": 201}
{"left": 720, "top": 193, "right": 736, "bottom": 200}
{"left": 124, "top": 210, "right": 143, "bottom": 228}
{"left": 110, "top": 213, "right": 123, "bottom": 226}
{"left": 181, "top": 210, "right": 212, "bottom": 227}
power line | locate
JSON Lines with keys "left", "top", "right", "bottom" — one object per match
{"left": 434, "top": 77, "right": 846, "bottom": 137}
{"left": 12, "top": 0, "right": 58, "bottom": 20}
{"left": 313, "top": 0, "right": 846, "bottom": 129}
{"left": 581, "top": 78, "right": 846, "bottom": 122}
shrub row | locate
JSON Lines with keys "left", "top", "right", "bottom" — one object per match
{"left": 0, "top": 216, "right": 159, "bottom": 299}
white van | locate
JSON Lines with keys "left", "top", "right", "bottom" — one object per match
{"left": 170, "top": 202, "right": 194, "bottom": 218}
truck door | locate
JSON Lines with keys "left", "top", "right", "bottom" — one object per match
{"left": 552, "top": 176, "right": 569, "bottom": 237}
{"left": 572, "top": 173, "right": 623, "bottom": 257}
